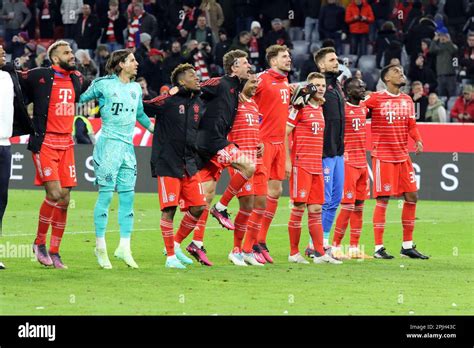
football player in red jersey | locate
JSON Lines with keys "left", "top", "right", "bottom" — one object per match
{"left": 252, "top": 44, "right": 292, "bottom": 263}
{"left": 332, "top": 77, "right": 372, "bottom": 259}
{"left": 20, "top": 41, "right": 87, "bottom": 269}
{"left": 365, "top": 64, "right": 429, "bottom": 259}
{"left": 285, "top": 72, "right": 342, "bottom": 265}
{"left": 226, "top": 73, "right": 266, "bottom": 266}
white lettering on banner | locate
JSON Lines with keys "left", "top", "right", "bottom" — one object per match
{"left": 84, "top": 156, "right": 96, "bottom": 183}
{"left": 440, "top": 163, "right": 459, "bottom": 191}
{"left": 10, "top": 152, "right": 24, "bottom": 180}
{"left": 140, "top": 127, "right": 152, "bottom": 147}
{"left": 412, "top": 163, "right": 420, "bottom": 190}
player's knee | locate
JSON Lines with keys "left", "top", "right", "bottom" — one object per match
{"left": 46, "top": 190, "right": 62, "bottom": 203}
{"left": 293, "top": 202, "right": 306, "bottom": 210}
{"left": 254, "top": 196, "right": 266, "bottom": 209}
{"left": 162, "top": 206, "right": 177, "bottom": 220}
{"left": 405, "top": 192, "right": 418, "bottom": 203}
{"left": 308, "top": 204, "right": 322, "bottom": 213}
{"left": 239, "top": 197, "right": 254, "bottom": 211}
{"left": 268, "top": 185, "right": 282, "bottom": 198}
{"left": 189, "top": 205, "right": 205, "bottom": 218}
{"left": 243, "top": 163, "right": 256, "bottom": 177}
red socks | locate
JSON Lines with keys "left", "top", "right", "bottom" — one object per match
{"left": 174, "top": 211, "right": 199, "bottom": 244}
{"left": 35, "top": 199, "right": 57, "bottom": 245}
{"left": 373, "top": 200, "right": 388, "bottom": 245}
{"left": 288, "top": 208, "right": 304, "bottom": 255}
{"left": 193, "top": 206, "right": 209, "bottom": 242}
{"left": 258, "top": 195, "right": 278, "bottom": 244}
{"left": 308, "top": 212, "right": 325, "bottom": 255}
{"left": 242, "top": 208, "right": 265, "bottom": 253}
{"left": 332, "top": 204, "right": 354, "bottom": 247}
{"left": 49, "top": 202, "right": 68, "bottom": 254}
{"left": 160, "top": 218, "right": 175, "bottom": 256}
{"left": 402, "top": 201, "right": 416, "bottom": 242}
{"left": 219, "top": 171, "right": 249, "bottom": 207}
{"left": 350, "top": 204, "right": 364, "bottom": 247}
{"left": 233, "top": 209, "right": 252, "bottom": 251}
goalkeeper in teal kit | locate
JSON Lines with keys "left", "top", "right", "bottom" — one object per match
{"left": 80, "top": 49, "right": 154, "bottom": 269}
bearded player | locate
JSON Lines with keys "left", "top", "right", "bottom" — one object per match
{"left": 364, "top": 64, "right": 429, "bottom": 259}
{"left": 251, "top": 44, "right": 292, "bottom": 263}
{"left": 20, "top": 40, "right": 87, "bottom": 269}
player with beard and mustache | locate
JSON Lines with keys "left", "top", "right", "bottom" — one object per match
{"left": 79, "top": 49, "right": 154, "bottom": 269}
{"left": 364, "top": 64, "right": 429, "bottom": 260}
{"left": 19, "top": 40, "right": 87, "bottom": 269}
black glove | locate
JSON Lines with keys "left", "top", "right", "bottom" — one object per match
{"left": 290, "top": 83, "right": 318, "bottom": 108}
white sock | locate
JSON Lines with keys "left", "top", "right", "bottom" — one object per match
{"left": 375, "top": 244, "right": 384, "bottom": 252}
{"left": 119, "top": 238, "right": 130, "bottom": 251}
{"left": 174, "top": 241, "right": 181, "bottom": 249}
{"left": 167, "top": 254, "right": 178, "bottom": 261}
{"left": 402, "top": 241, "right": 413, "bottom": 249}
{"left": 323, "top": 238, "right": 329, "bottom": 247}
{"left": 96, "top": 237, "right": 106, "bottom": 250}
{"left": 349, "top": 246, "right": 359, "bottom": 253}
{"left": 215, "top": 201, "right": 227, "bottom": 212}
{"left": 332, "top": 245, "right": 341, "bottom": 252}
{"left": 308, "top": 241, "right": 314, "bottom": 249}
{"left": 193, "top": 240, "right": 203, "bottom": 248}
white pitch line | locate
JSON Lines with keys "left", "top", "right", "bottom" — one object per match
{"left": 2, "top": 220, "right": 438, "bottom": 238}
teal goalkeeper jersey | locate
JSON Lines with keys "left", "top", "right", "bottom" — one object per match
{"left": 79, "top": 75, "right": 151, "bottom": 144}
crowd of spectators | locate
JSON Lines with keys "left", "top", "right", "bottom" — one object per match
{"left": 0, "top": 0, "right": 473, "bottom": 122}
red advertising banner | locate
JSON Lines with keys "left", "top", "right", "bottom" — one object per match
{"left": 10, "top": 120, "right": 474, "bottom": 153}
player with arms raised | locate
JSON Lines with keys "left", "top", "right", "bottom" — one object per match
{"left": 365, "top": 64, "right": 429, "bottom": 259}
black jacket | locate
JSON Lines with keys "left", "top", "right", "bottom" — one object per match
{"left": 1, "top": 63, "right": 34, "bottom": 137}
{"left": 322, "top": 71, "right": 345, "bottom": 158}
{"left": 74, "top": 14, "right": 101, "bottom": 50}
{"left": 196, "top": 75, "right": 245, "bottom": 160}
{"left": 319, "top": 4, "right": 346, "bottom": 33}
{"left": 18, "top": 67, "right": 86, "bottom": 153}
{"left": 144, "top": 87, "right": 205, "bottom": 178}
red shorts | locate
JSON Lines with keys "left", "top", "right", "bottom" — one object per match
{"left": 262, "top": 142, "right": 285, "bottom": 181}
{"left": 228, "top": 163, "right": 268, "bottom": 197}
{"left": 341, "top": 164, "right": 370, "bottom": 203}
{"left": 199, "top": 143, "right": 243, "bottom": 182}
{"left": 32, "top": 145, "right": 77, "bottom": 187}
{"left": 157, "top": 173, "right": 207, "bottom": 211}
{"left": 372, "top": 157, "right": 417, "bottom": 197}
{"left": 289, "top": 166, "right": 325, "bottom": 205}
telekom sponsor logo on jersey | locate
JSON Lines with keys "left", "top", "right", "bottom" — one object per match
{"left": 280, "top": 89, "right": 289, "bottom": 104}
{"left": 380, "top": 100, "right": 412, "bottom": 124}
{"left": 352, "top": 118, "right": 362, "bottom": 131}
{"left": 55, "top": 88, "right": 75, "bottom": 117}
{"left": 59, "top": 88, "right": 73, "bottom": 103}
{"left": 311, "top": 121, "right": 321, "bottom": 134}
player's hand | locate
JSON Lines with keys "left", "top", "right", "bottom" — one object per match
{"left": 148, "top": 124, "right": 155, "bottom": 134}
{"left": 257, "top": 143, "right": 264, "bottom": 158}
{"left": 415, "top": 141, "right": 423, "bottom": 155}
{"left": 285, "top": 159, "right": 291, "bottom": 180}
{"left": 289, "top": 83, "right": 297, "bottom": 95}
{"left": 238, "top": 92, "right": 246, "bottom": 103}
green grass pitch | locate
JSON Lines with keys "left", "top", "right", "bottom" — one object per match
{"left": 1, "top": 189, "right": 472, "bottom": 315}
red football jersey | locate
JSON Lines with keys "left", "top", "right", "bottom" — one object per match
{"left": 287, "top": 103, "right": 325, "bottom": 174}
{"left": 365, "top": 90, "right": 422, "bottom": 163}
{"left": 254, "top": 69, "right": 291, "bottom": 144}
{"left": 344, "top": 101, "right": 368, "bottom": 168}
{"left": 44, "top": 66, "right": 76, "bottom": 149}
{"left": 228, "top": 97, "right": 262, "bottom": 165}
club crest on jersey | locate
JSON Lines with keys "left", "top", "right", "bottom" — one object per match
{"left": 323, "top": 167, "right": 330, "bottom": 175}
{"left": 179, "top": 104, "right": 185, "bottom": 114}
{"left": 299, "top": 189, "right": 307, "bottom": 198}
{"left": 383, "top": 184, "right": 391, "bottom": 192}
{"left": 245, "top": 183, "right": 252, "bottom": 191}
{"left": 130, "top": 91, "right": 137, "bottom": 100}
{"left": 346, "top": 191, "right": 353, "bottom": 199}
{"left": 105, "top": 173, "right": 113, "bottom": 182}
{"left": 168, "top": 193, "right": 176, "bottom": 202}
{"left": 43, "top": 167, "right": 52, "bottom": 177}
